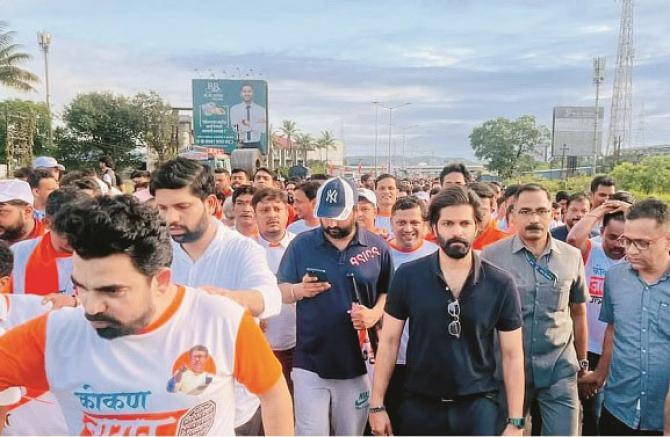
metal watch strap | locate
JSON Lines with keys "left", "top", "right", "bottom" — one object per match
{"left": 507, "top": 417, "right": 525, "bottom": 429}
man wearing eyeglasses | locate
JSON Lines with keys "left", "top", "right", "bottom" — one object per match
{"left": 370, "top": 187, "right": 525, "bottom": 436}
{"left": 580, "top": 199, "right": 670, "bottom": 435}
{"left": 482, "top": 183, "right": 589, "bottom": 436}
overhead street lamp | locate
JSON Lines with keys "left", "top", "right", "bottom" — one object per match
{"left": 378, "top": 102, "right": 411, "bottom": 174}
{"left": 37, "top": 31, "right": 53, "bottom": 148}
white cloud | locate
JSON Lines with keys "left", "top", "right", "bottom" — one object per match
{"left": 579, "top": 24, "right": 613, "bottom": 34}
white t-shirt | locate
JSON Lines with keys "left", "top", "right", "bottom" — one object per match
{"left": 254, "top": 232, "right": 296, "bottom": 351}
{"left": 375, "top": 215, "right": 392, "bottom": 235}
{"left": 10, "top": 236, "right": 74, "bottom": 295}
{"left": 388, "top": 240, "right": 439, "bottom": 365}
{"left": 584, "top": 240, "right": 623, "bottom": 355}
{"left": 0, "top": 294, "right": 68, "bottom": 436}
{"left": 170, "top": 218, "right": 281, "bottom": 426}
{"left": 287, "top": 219, "right": 319, "bottom": 235}
{"left": 0, "top": 287, "right": 282, "bottom": 436}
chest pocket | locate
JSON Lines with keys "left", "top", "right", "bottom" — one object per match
{"left": 538, "top": 280, "right": 571, "bottom": 313}
{"left": 657, "top": 302, "right": 670, "bottom": 339}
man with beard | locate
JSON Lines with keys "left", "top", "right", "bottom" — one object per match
{"left": 370, "top": 186, "right": 524, "bottom": 436}
{"left": 382, "top": 196, "right": 437, "bottom": 430}
{"left": 566, "top": 198, "right": 630, "bottom": 435}
{"left": 288, "top": 181, "right": 321, "bottom": 235}
{"left": 0, "top": 180, "right": 45, "bottom": 246}
{"left": 551, "top": 192, "right": 592, "bottom": 242}
{"left": 213, "top": 168, "right": 232, "bottom": 220}
{"left": 151, "top": 158, "right": 282, "bottom": 435}
{"left": 0, "top": 195, "right": 293, "bottom": 436}
{"left": 483, "top": 183, "right": 589, "bottom": 436}
{"left": 277, "top": 176, "right": 394, "bottom": 436}
{"left": 251, "top": 188, "right": 296, "bottom": 394}
{"left": 230, "top": 168, "right": 251, "bottom": 189}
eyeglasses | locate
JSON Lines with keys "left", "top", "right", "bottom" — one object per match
{"left": 516, "top": 208, "right": 552, "bottom": 218}
{"left": 447, "top": 299, "right": 461, "bottom": 339}
{"left": 618, "top": 235, "right": 666, "bottom": 251}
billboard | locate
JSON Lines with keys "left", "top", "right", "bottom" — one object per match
{"left": 552, "top": 106, "right": 604, "bottom": 157}
{"left": 192, "top": 79, "right": 268, "bottom": 154}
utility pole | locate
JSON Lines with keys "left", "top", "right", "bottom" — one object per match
{"left": 561, "top": 144, "right": 569, "bottom": 180}
{"left": 37, "top": 32, "right": 53, "bottom": 149}
{"left": 372, "top": 101, "right": 380, "bottom": 176}
{"left": 378, "top": 102, "right": 411, "bottom": 174}
{"left": 592, "top": 57, "right": 605, "bottom": 175}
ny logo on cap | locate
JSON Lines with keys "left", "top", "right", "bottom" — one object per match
{"left": 325, "top": 189, "right": 338, "bottom": 204}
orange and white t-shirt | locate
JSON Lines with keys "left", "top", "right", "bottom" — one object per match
{"left": 10, "top": 234, "right": 74, "bottom": 295}
{"left": 0, "top": 286, "right": 282, "bottom": 436}
{"left": 0, "top": 294, "right": 68, "bottom": 436}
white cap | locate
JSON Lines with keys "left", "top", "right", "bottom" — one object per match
{"left": 0, "top": 179, "right": 34, "bottom": 204}
{"left": 32, "top": 156, "right": 65, "bottom": 171}
{"left": 357, "top": 188, "right": 377, "bottom": 208}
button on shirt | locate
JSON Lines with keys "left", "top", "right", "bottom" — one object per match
{"left": 385, "top": 251, "right": 522, "bottom": 398}
{"left": 276, "top": 226, "right": 394, "bottom": 379}
{"left": 482, "top": 234, "right": 588, "bottom": 388}
{"left": 599, "top": 263, "right": 670, "bottom": 431}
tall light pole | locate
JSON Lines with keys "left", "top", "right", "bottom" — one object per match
{"left": 37, "top": 32, "right": 53, "bottom": 148}
{"left": 378, "top": 102, "right": 410, "bottom": 174}
{"left": 592, "top": 57, "right": 605, "bottom": 175}
{"left": 371, "top": 101, "right": 380, "bottom": 175}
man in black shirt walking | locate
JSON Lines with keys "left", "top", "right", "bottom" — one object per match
{"left": 369, "top": 186, "right": 525, "bottom": 436}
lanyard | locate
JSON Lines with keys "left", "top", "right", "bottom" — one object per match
{"left": 523, "top": 250, "right": 557, "bottom": 286}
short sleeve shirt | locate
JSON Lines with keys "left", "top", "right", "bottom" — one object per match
{"left": 482, "top": 234, "right": 588, "bottom": 388}
{"left": 385, "top": 251, "right": 522, "bottom": 398}
{"left": 276, "top": 226, "right": 394, "bottom": 379}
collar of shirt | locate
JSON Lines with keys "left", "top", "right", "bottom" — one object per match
{"left": 173, "top": 218, "right": 230, "bottom": 264}
{"left": 627, "top": 261, "right": 670, "bottom": 286}
{"left": 511, "top": 233, "right": 563, "bottom": 258}
{"left": 314, "top": 225, "right": 370, "bottom": 250}
{"left": 256, "top": 231, "right": 294, "bottom": 249}
{"left": 428, "top": 250, "right": 483, "bottom": 287}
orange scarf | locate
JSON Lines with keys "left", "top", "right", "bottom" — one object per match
{"left": 24, "top": 233, "right": 71, "bottom": 295}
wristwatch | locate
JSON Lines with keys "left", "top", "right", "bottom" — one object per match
{"left": 507, "top": 417, "right": 525, "bottom": 429}
{"left": 579, "top": 359, "right": 590, "bottom": 371}
{"left": 369, "top": 405, "right": 386, "bottom": 414}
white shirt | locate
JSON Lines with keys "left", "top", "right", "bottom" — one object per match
{"left": 0, "top": 294, "right": 68, "bottom": 436}
{"left": 254, "top": 232, "right": 296, "bottom": 351}
{"left": 287, "top": 219, "right": 319, "bottom": 235}
{"left": 229, "top": 102, "right": 266, "bottom": 143}
{"left": 170, "top": 218, "right": 281, "bottom": 426}
{"left": 375, "top": 215, "right": 392, "bottom": 234}
{"left": 388, "top": 240, "right": 439, "bottom": 365}
{"left": 584, "top": 240, "right": 623, "bottom": 355}
{"left": 10, "top": 236, "right": 74, "bottom": 295}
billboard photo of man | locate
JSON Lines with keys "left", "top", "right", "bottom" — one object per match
{"left": 230, "top": 84, "right": 267, "bottom": 148}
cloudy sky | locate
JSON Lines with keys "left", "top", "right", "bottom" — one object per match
{"left": 4, "top": 0, "right": 670, "bottom": 160}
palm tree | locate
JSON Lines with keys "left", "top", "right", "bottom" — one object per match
{"left": 294, "top": 132, "right": 315, "bottom": 164}
{"left": 0, "top": 22, "right": 39, "bottom": 92}
{"left": 279, "top": 119, "right": 299, "bottom": 165}
{"left": 316, "top": 130, "right": 337, "bottom": 164}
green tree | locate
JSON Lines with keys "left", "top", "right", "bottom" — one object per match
{"left": 469, "top": 115, "right": 550, "bottom": 179}
{"left": 294, "top": 132, "right": 315, "bottom": 163}
{"left": 58, "top": 92, "right": 143, "bottom": 169}
{"left": 279, "top": 120, "right": 299, "bottom": 163}
{"left": 132, "top": 91, "right": 179, "bottom": 165}
{"left": 0, "top": 22, "right": 39, "bottom": 92}
{"left": 611, "top": 155, "right": 670, "bottom": 194}
{"left": 0, "top": 99, "right": 52, "bottom": 161}
{"left": 316, "top": 130, "right": 337, "bottom": 163}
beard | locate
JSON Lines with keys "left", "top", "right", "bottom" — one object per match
{"left": 0, "top": 216, "right": 26, "bottom": 242}
{"left": 438, "top": 235, "right": 471, "bottom": 259}
{"left": 85, "top": 308, "right": 154, "bottom": 340}
{"left": 323, "top": 219, "right": 355, "bottom": 239}
{"left": 169, "top": 209, "right": 210, "bottom": 244}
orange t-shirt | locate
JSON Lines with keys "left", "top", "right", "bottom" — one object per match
{"left": 473, "top": 220, "right": 510, "bottom": 250}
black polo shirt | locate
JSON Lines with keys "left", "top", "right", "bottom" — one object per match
{"left": 277, "top": 226, "right": 394, "bottom": 379}
{"left": 385, "top": 251, "right": 522, "bottom": 399}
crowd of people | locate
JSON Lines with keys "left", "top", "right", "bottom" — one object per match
{"left": 0, "top": 156, "right": 668, "bottom": 436}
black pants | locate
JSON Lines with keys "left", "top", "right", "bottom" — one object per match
{"left": 384, "top": 364, "right": 406, "bottom": 431}
{"left": 398, "top": 392, "right": 499, "bottom": 436}
{"left": 599, "top": 408, "right": 662, "bottom": 436}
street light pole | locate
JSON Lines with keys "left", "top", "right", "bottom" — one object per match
{"left": 592, "top": 57, "right": 605, "bottom": 175}
{"left": 378, "top": 102, "right": 410, "bottom": 174}
{"left": 37, "top": 32, "right": 53, "bottom": 149}
{"left": 371, "top": 101, "right": 380, "bottom": 175}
